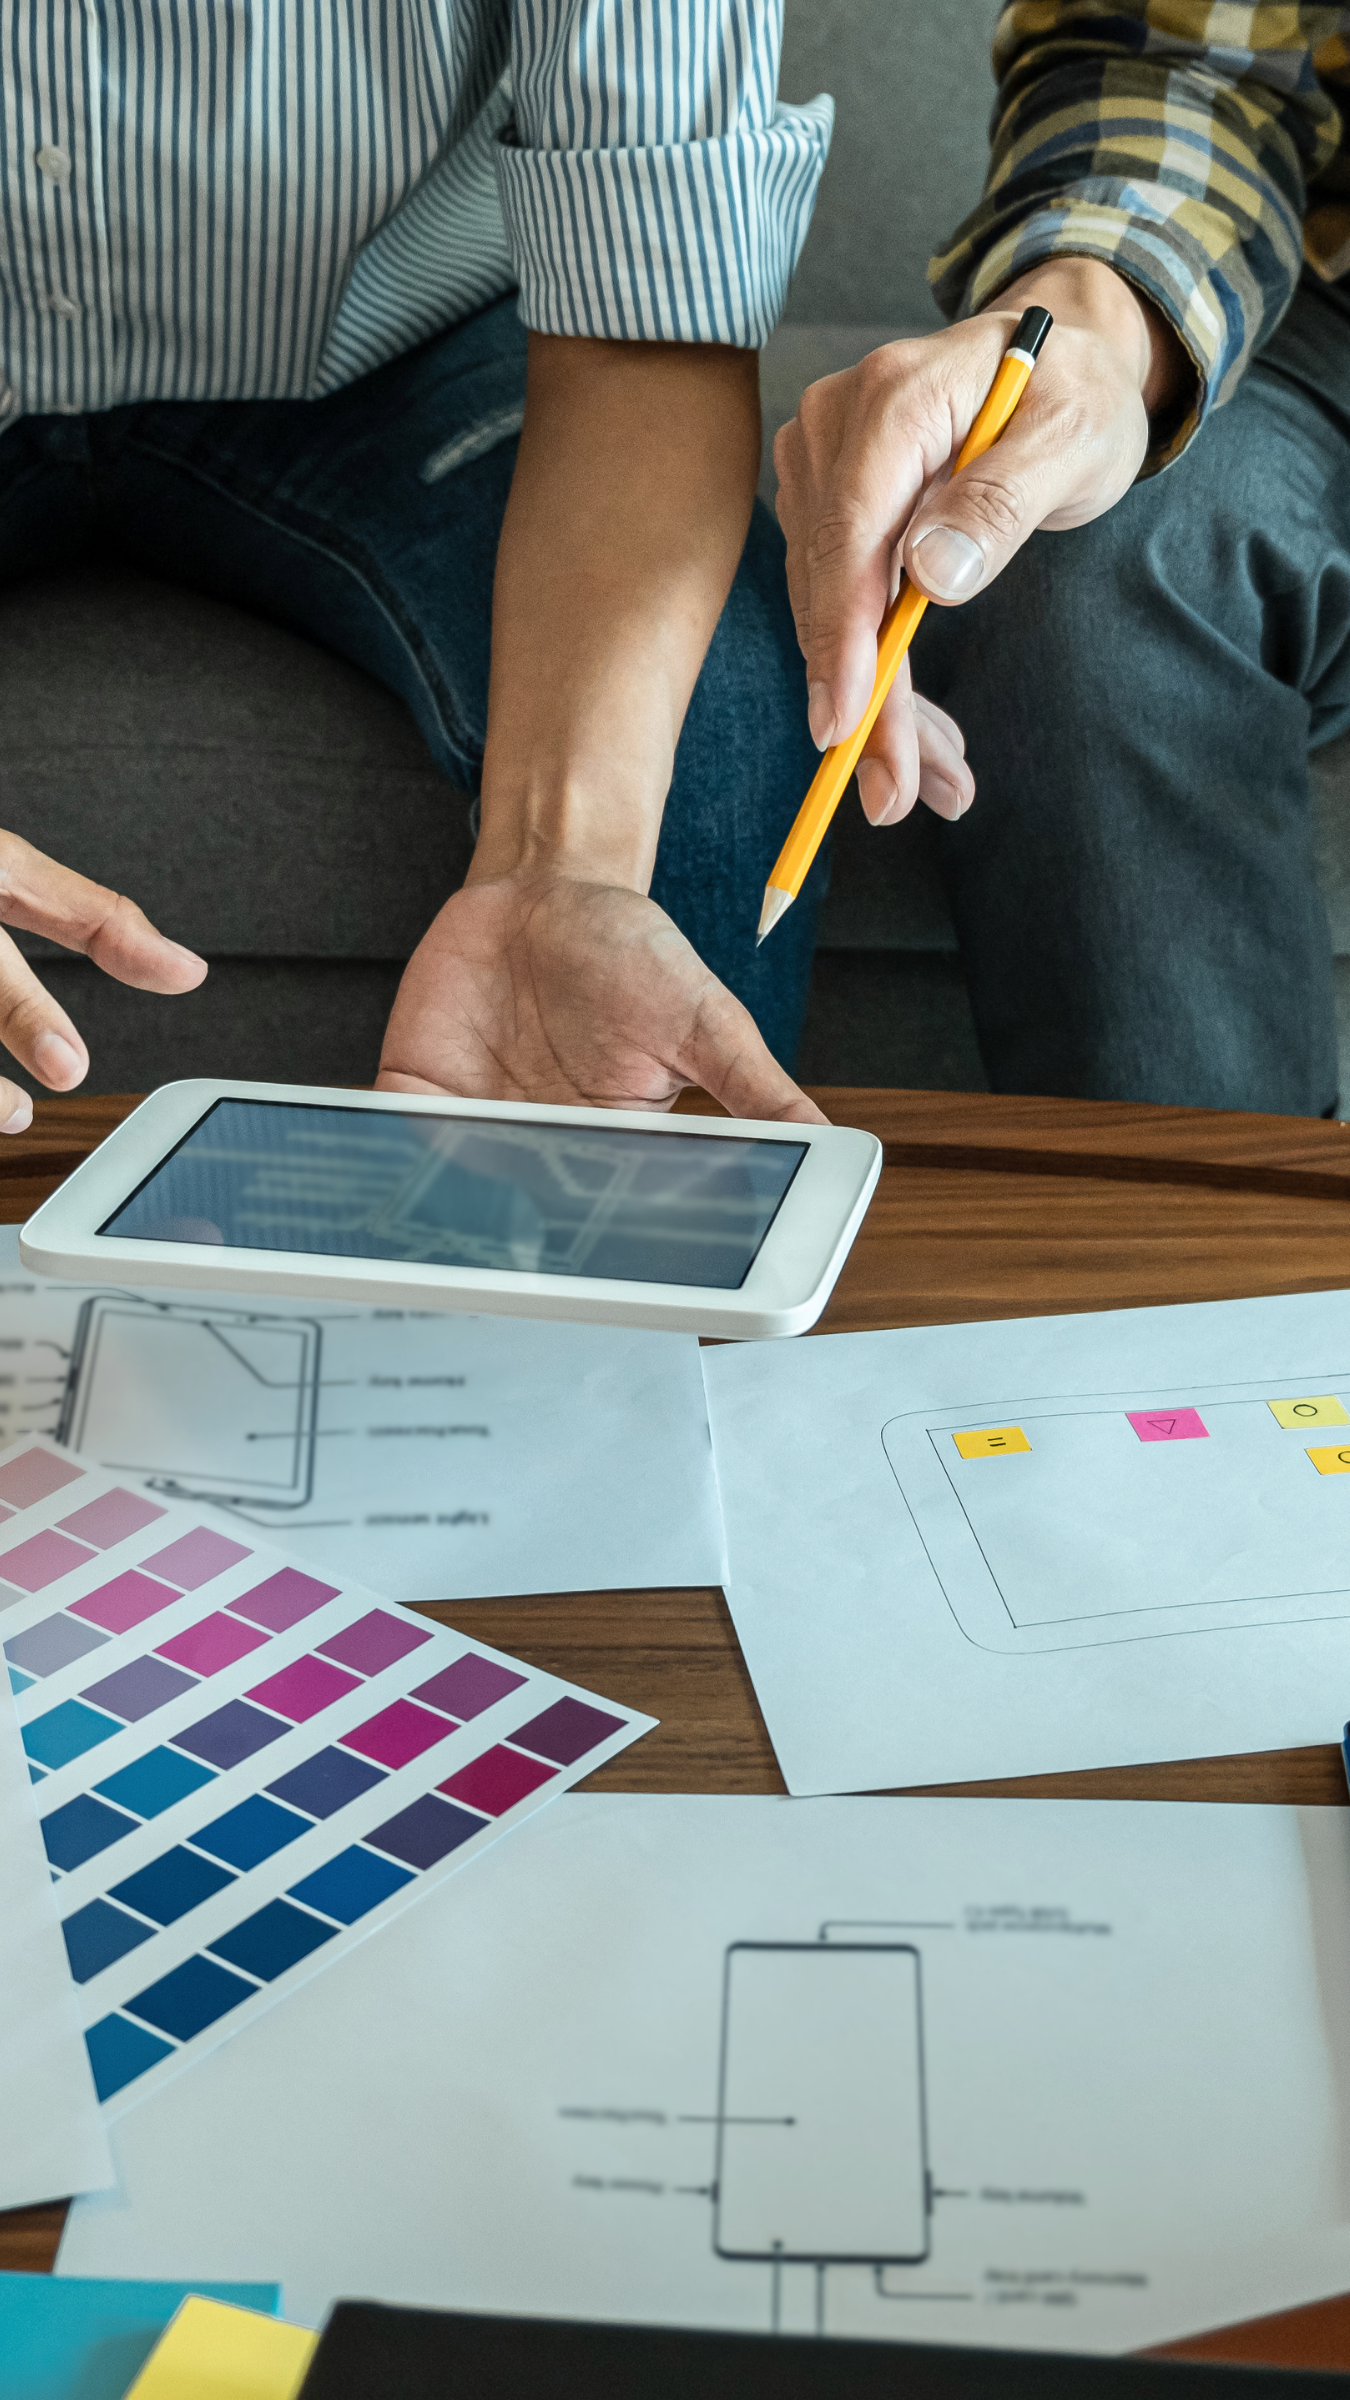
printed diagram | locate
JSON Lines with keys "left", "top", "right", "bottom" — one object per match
{"left": 563, "top": 1926, "right": 965, "bottom": 2335}
{"left": 883, "top": 1375, "right": 1350, "bottom": 1653}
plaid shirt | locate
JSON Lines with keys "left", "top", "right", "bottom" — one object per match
{"left": 931, "top": 3, "right": 1350, "bottom": 467}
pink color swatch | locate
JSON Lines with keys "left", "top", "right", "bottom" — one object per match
{"left": 317, "top": 1610, "right": 432, "bottom": 1677}
{"left": 70, "top": 1570, "right": 184, "bottom": 1635}
{"left": 58, "top": 1487, "right": 167, "bottom": 1549}
{"left": 1127, "top": 1408, "right": 1208, "bottom": 1444}
{"left": 246, "top": 1654, "right": 361, "bottom": 1723}
{"left": 411, "top": 1654, "right": 526, "bottom": 1722}
{"left": 229, "top": 1567, "right": 340, "bottom": 1633}
{"left": 439, "top": 1744, "right": 556, "bottom": 1817}
{"left": 340, "top": 1698, "right": 457, "bottom": 1771}
{"left": 0, "top": 1448, "right": 83, "bottom": 1509}
{"left": 141, "top": 1526, "right": 252, "bottom": 1589}
{"left": 157, "top": 1611, "right": 270, "bottom": 1677}
{"left": 0, "top": 1528, "right": 96, "bottom": 1592}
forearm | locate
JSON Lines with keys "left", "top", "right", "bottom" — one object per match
{"left": 473, "top": 332, "right": 761, "bottom": 892}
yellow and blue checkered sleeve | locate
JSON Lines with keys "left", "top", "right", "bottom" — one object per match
{"left": 929, "top": 2, "right": 1349, "bottom": 470}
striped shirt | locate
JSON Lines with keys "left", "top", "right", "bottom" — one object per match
{"left": 931, "top": 2, "right": 1350, "bottom": 470}
{"left": 0, "top": 2, "right": 832, "bottom": 428}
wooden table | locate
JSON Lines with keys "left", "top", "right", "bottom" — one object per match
{"left": 4, "top": 1088, "right": 1350, "bottom": 2370}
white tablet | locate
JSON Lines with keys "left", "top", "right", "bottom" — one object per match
{"left": 19, "top": 1080, "right": 882, "bottom": 1339}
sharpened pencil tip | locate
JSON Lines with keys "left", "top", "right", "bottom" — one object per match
{"left": 757, "top": 884, "right": 794, "bottom": 945}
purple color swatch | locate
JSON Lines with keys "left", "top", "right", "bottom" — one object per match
{"left": 340, "top": 1698, "right": 457, "bottom": 1771}
{"left": 267, "top": 1746, "right": 385, "bottom": 1819}
{"left": 0, "top": 1449, "right": 83, "bottom": 1509}
{"left": 57, "top": 1487, "right": 167, "bottom": 1549}
{"left": 81, "top": 1655, "right": 198, "bottom": 1722}
{"left": 439, "top": 1744, "right": 557, "bottom": 1817}
{"left": 246, "top": 1654, "right": 360, "bottom": 1724}
{"left": 172, "top": 1700, "right": 289, "bottom": 1770}
{"left": 365, "top": 1793, "right": 484, "bottom": 1870}
{"left": 1127, "top": 1407, "right": 1209, "bottom": 1444}
{"left": 317, "top": 1609, "right": 432, "bottom": 1677}
{"left": 157, "top": 1611, "right": 270, "bottom": 1677}
{"left": 141, "top": 1526, "right": 253, "bottom": 1589}
{"left": 70, "top": 1571, "right": 183, "bottom": 1636}
{"left": 411, "top": 1653, "right": 526, "bottom": 1722}
{"left": 5, "top": 1613, "right": 107, "bottom": 1677}
{"left": 229, "top": 1567, "right": 339, "bottom": 1633}
{"left": 510, "top": 1696, "right": 627, "bottom": 1766}
{"left": 0, "top": 1528, "right": 95, "bottom": 1593}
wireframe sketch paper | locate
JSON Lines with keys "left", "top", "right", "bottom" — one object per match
{"left": 0, "top": 1437, "right": 653, "bottom": 2115}
{"left": 0, "top": 1226, "right": 724, "bottom": 1599}
{"left": 58, "top": 1794, "right": 1350, "bottom": 2355}
{"left": 702, "top": 1293, "right": 1350, "bottom": 1793}
{"left": 0, "top": 1636, "right": 113, "bottom": 2206}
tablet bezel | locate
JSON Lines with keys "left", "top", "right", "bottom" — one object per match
{"left": 19, "top": 1080, "right": 882, "bottom": 1338}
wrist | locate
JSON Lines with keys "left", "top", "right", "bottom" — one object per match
{"left": 469, "top": 766, "right": 663, "bottom": 893}
{"left": 989, "top": 256, "right": 1187, "bottom": 418}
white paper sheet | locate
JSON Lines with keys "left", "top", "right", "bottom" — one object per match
{"left": 0, "top": 1673, "right": 112, "bottom": 2206}
{"left": 702, "top": 1295, "right": 1350, "bottom": 1793}
{"left": 57, "top": 1794, "right": 1350, "bottom": 2355}
{"left": 0, "top": 1227, "right": 723, "bottom": 1599}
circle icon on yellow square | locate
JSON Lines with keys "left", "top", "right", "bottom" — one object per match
{"left": 1268, "top": 1395, "right": 1349, "bottom": 1429}
{"left": 1307, "top": 1444, "right": 1350, "bottom": 1476}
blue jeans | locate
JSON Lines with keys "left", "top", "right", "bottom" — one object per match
{"left": 917, "top": 277, "right": 1350, "bottom": 1115}
{"left": 0, "top": 297, "right": 824, "bottom": 1069}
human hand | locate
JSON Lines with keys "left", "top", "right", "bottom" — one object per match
{"left": 0, "top": 833, "right": 205, "bottom": 1130}
{"left": 375, "top": 867, "right": 827, "bottom": 1124}
{"left": 774, "top": 257, "right": 1187, "bottom": 827}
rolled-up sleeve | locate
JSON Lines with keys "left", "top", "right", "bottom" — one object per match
{"left": 494, "top": 0, "right": 833, "bottom": 346}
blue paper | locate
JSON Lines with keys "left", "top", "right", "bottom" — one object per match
{"left": 0, "top": 2274, "right": 280, "bottom": 2400}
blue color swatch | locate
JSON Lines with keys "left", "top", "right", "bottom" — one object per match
{"left": 96, "top": 1745, "right": 216, "bottom": 1820}
{"left": 209, "top": 1898, "right": 337, "bottom": 1981}
{"left": 85, "top": 2012, "right": 175, "bottom": 2101}
{"left": 367, "top": 1793, "right": 483, "bottom": 1870}
{"left": 62, "top": 1898, "right": 155, "bottom": 1983}
{"left": 268, "top": 1744, "right": 385, "bottom": 1819}
{"left": 41, "top": 1793, "right": 139, "bottom": 1872}
{"left": 289, "top": 1843, "right": 414, "bottom": 1924}
{"left": 0, "top": 2272, "right": 280, "bottom": 2400}
{"left": 190, "top": 1793, "right": 310, "bottom": 1871}
{"left": 109, "top": 1846, "right": 235, "bottom": 1926}
{"left": 22, "top": 1698, "right": 122, "bottom": 1770}
{"left": 9, "top": 1664, "right": 34, "bottom": 1693}
{"left": 124, "top": 1953, "right": 257, "bottom": 2041}
{"left": 172, "top": 1700, "right": 288, "bottom": 1770}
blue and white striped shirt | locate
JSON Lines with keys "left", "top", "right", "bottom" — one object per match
{"left": 0, "top": 2, "right": 832, "bottom": 427}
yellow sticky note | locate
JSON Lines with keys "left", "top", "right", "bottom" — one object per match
{"left": 125, "top": 2297, "right": 316, "bottom": 2400}
{"left": 1269, "top": 1395, "right": 1349, "bottom": 1429}
{"left": 952, "top": 1426, "right": 1030, "bottom": 1460}
{"left": 1307, "top": 1445, "right": 1350, "bottom": 1476}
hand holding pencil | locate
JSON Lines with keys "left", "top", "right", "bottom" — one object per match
{"left": 759, "top": 306, "right": 1053, "bottom": 944}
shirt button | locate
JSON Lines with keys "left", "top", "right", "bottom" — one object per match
{"left": 34, "top": 144, "right": 71, "bottom": 184}
{"left": 44, "top": 292, "right": 80, "bottom": 319}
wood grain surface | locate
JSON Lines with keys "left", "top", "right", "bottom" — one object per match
{"left": 5, "top": 1089, "right": 1349, "bottom": 2368}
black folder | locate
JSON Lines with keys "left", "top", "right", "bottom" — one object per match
{"left": 297, "top": 2303, "right": 1350, "bottom": 2400}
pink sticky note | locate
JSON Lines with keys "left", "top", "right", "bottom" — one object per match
{"left": 1127, "top": 1407, "right": 1208, "bottom": 1444}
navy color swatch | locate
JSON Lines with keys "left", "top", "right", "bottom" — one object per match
{"left": 172, "top": 1701, "right": 289, "bottom": 1770}
{"left": 85, "top": 2012, "right": 174, "bottom": 2101}
{"left": 366, "top": 1793, "right": 483, "bottom": 1870}
{"left": 40, "top": 1792, "right": 139, "bottom": 1871}
{"left": 109, "top": 1846, "right": 235, "bottom": 1926}
{"left": 191, "top": 1795, "right": 310, "bottom": 1871}
{"left": 289, "top": 1845, "right": 413, "bottom": 1925}
{"left": 62, "top": 1897, "right": 154, "bottom": 1983}
{"left": 209, "top": 1899, "right": 337, "bottom": 1982}
{"left": 267, "top": 1745, "right": 385, "bottom": 1819}
{"left": 96, "top": 1745, "right": 216, "bottom": 1820}
{"left": 124, "top": 1953, "right": 256, "bottom": 2041}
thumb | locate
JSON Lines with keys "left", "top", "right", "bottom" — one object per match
{"left": 683, "top": 978, "right": 828, "bottom": 1126}
{"left": 902, "top": 412, "right": 1053, "bottom": 607}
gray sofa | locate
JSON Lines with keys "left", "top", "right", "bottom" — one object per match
{"left": 2, "top": 0, "right": 1347, "bottom": 1101}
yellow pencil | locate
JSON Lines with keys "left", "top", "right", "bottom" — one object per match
{"left": 758, "top": 305, "right": 1054, "bottom": 944}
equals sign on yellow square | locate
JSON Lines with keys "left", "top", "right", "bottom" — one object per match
{"left": 952, "top": 1426, "right": 1030, "bottom": 1460}
{"left": 1268, "top": 1395, "right": 1349, "bottom": 1429}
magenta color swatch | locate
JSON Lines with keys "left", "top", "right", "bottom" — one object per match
{"left": 157, "top": 1612, "right": 270, "bottom": 1677}
{"left": 317, "top": 1610, "right": 432, "bottom": 1677}
{"left": 57, "top": 1487, "right": 168, "bottom": 1549}
{"left": 0, "top": 1528, "right": 96, "bottom": 1592}
{"left": 246, "top": 1654, "right": 361, "bottom": 1723}
{"left": 439, "top": 1744, "right": 556, "bottom": 1817}
{"left": 0, "top": 1503, "right": 15, "bottom": 1526}
{"left": 411, "top": 1653, "right": 526, "bottom": 1722}
{"left": 0, "top": 1449, "right": 84, "bottom": 1509}
{"left": 141, "top": 1526, "right": 253, "bottom": 1590}
{"left": 339, "top": 1698, "right": 457, "bottom": 1771}
{"left": 70, "top": 1570, "right": 184, "bottom": 1636}
{"left": 1127, "top": 1407, "right": 1208, "bottom": 1444}
{"left": 228, "top": 1567, "right": 339, "bottom": 1633}
{"left": 510, "top": 1696, "right": 627, "bottom": 1766}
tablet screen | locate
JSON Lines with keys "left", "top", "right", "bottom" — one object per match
{"left": 99, "top": 1099, "right": 808, "bottom": 1290}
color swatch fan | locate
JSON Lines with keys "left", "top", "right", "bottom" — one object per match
{"left": 0, "top": 1439, "right": 652, "bottom": 2111}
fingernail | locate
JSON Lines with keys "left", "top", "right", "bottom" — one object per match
{"left": 166, "top": 941, "right": 205, "bottom": 970}
{"left": 0, "top": 1095, "right": 32, "bottom": 1135}
{"left": 807, "top": 682, "right": 837, "bottom": 751}
{"left": 33, "top": 1031, "right": 83, "bottom": 1088}
{"left": 911, "top": 526, "right": 986, "bottom": 601}
{"left": 856, "top": 760, "right": 897, "bottom": 825}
